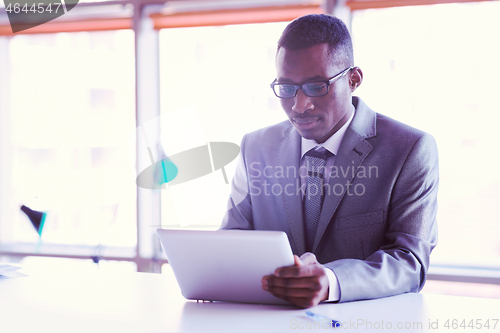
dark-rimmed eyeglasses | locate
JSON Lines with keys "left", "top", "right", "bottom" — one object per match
{"left": 270, "top": 67, "right": 353, "bottom": 99}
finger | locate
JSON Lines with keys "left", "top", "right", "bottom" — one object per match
{"left": 294, "top": 255, "right": 304, "bottom": 266}
{"left": 274, "top": 263, "right": 325, "bottom": 278}
{"left": 299, "top": 252, "right": 318, "bottom": 265}
{"left": 274, "top": 255, "right": 301, "bottom": 276}
{"left": 273, "top": 255, "right": 302, "bottom": 276}
{"left": 266, "top": 286, "right": 318, "bottom": 298}
{"left": 262, "top": 275, "right": 270, "bottom": 290}
{"left": 265, "top": 276, "right": 324, "bottom": 290}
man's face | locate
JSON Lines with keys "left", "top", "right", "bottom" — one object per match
{"left": 275, "top": 43, "right": 357, "bottom": 143}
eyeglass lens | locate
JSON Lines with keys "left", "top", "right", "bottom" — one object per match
{"left": 274, "top": 82, "right": 328, "bottom": 98}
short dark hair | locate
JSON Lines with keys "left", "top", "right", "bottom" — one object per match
{"left": 277, "top": 14, "right": 354, "bottom": 67}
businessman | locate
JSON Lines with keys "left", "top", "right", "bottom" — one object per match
{"left": 221, "top": 14, "right": 438, "bottom": 308}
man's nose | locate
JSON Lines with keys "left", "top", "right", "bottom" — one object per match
{"left": 291, "top": 89, "right": 314, "bottom": 113}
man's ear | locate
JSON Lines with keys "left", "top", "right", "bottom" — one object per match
{"left": 349, "top": 67, "right": 363, "bottom": 92}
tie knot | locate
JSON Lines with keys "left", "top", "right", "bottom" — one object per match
{"left": 305, "top": 148, "right": 332, "bottom": 173}
{"left": 305, "top": 147, "right": 333, "bottom": 160}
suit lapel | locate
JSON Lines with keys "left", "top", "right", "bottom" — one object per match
{"left": 278, "top": 125, "right": 306, "bottom": 255}
{"left": 312, "top": 97, "right": 376, "bottom": 252}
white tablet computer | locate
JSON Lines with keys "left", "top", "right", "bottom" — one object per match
{"left": 156, "top": 229, "right": 295, "bottom": 305}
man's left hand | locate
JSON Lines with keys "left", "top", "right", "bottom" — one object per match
{"left": 262, "top": 252, "right": 329, "bottom": 308}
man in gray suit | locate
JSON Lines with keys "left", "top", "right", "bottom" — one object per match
{"left": 221, "top": 14, "right": 438, "bottom": 308}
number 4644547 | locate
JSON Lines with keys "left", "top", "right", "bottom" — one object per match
{"left": 5, "top": 2, "right": 63, "bottom": 14}
{"left": 444, "top": 319, "right": 498, "bottom": 330}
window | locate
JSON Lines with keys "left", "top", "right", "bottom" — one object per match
{"left": 0, "top": 30, "right": 136, "bottom": 250}
{"left": 157, "top": 22, "right": 288, "bottom": 229}
{"left": 352, "top": 1, "right": 500, "bottom": 269}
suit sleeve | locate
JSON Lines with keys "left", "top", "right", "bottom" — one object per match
{"left": 324, "top": 133, "right": 439, "bottom": 302}
{"left": 220, "top": 134, "right": 254, "bottom": 230}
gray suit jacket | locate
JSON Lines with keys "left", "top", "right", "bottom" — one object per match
{"left": 221, "top": 97, "right": 439, "bottom": 303}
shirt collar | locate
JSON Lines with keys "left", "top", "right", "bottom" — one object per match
{"left": 301, "top": 106, "right": 355, "bottom": 158}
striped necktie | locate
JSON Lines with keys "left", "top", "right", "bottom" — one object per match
{"left": 304, "top": 147, "right": 332, "bottom": 252}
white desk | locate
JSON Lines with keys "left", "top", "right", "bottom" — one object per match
{"left": 1, "top": 266, "right": 499, "bottom": 333}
